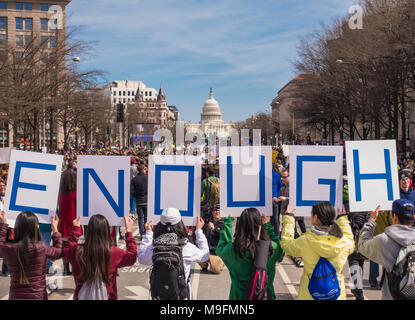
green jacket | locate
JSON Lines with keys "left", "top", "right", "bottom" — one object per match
{"left": 215, "top": 217, "right": 284, "bottom": 300}
{"left": 201, "top": 176, "right": 218, "bottom": 205}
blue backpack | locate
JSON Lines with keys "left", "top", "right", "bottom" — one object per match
{"left": 308, "top": 257, "right": 341, "bottom": 300}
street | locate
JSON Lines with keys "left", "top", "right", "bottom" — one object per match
{"left": 0, "top": 218, "right": 382, "bottom": 301}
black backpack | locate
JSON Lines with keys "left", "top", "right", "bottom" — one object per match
{"left": 243, "top": 239, "right": 272, "bottom": 300}
{"left": 386, "top": 239, "right": 415, "bottom": 300}
{"left": 150, "top": 233, "right": 190, "bottom": 300}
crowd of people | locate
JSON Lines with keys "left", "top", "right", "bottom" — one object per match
{"left": 0, "top": 145, "right": 414, "bottom": 301}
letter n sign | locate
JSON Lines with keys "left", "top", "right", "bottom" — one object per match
{"left": 346, "top": 140, "right": 399, "bottom": 212}
{"left": 77, "top": 156, "right": 130, "bottom": 227}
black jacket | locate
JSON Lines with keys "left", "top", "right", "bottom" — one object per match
{"left": 131, "top": 173, "right": 148, "bottom": 204}
{"left": 202, "top": 218, "right": 225, "bottom": 254}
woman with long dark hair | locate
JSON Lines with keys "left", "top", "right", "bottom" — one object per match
{"left": 63, "top": 214, "right": 137, "bottom": 300}
{"left": 216, "top": 207, "right": 284, "bottom": 300}
{"left": 0, "top": 211, "right": 62, "bottom": 300}
{"left": 280, "top": 201, "right": 354, "bottom": 300}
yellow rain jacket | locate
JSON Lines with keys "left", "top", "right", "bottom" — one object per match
{"left": 281, "top": 214, "right": 355, "bottom": 300}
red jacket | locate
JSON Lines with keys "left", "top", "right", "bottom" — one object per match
{"left": 0, "top": 223, "right": 62, "bottom": 300}
{"left": 63, "top": 226, "right": 137, "bottom": 300}
{"left": 58, "top": 190, "right": 82, "bottom": 238}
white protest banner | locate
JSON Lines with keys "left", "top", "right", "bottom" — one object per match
{"left": 345, "top": 140, "right": 399, "bottom": 212}
{"left": 219, "top": 146, "right": 272, "bottom": 217}
{"left": 4, "top": 150, "right": 63, "bottom": 227}
{"left": 148, "top": 155, "right": 202, "bottom": 226}
{"left": 77, "top": 156, "right": 130, "bottom": 227}
{"left": 0, "top": 148, "right": 12, "bottom": 164}
{"left": 289, "top": 146, "right": 343, "bottom": 217}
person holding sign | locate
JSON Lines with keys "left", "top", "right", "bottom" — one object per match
{"left": 280, "top": 202, "right": 354, "bottom": 300}
{"left": 215, "top": 208, "right": 284, "bottom": 300}
{"left": 63, "top": 214, "right": 137, "bottom": 300}
{"left": 0, "top": 211, "right": 62, "bottom": 300}
{"left": 138, "top": 208, "right": 209, "bottom": 300}
{"left": 358, "top": 200, "right": 415, "bottom": 300}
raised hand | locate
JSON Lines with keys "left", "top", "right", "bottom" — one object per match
{"left": 73, "top": 217, "right": 81, "bottom": 227}
{"left": 51, "top": 215, "right": 59, "bottom": 233}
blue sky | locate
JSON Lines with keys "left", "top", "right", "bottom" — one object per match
{"left": 66, "top": 0, "right": 356, "bottom": 123}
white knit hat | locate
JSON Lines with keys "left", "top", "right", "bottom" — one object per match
{"left": 160, "top": 208, "right": 182, "bottom": 225}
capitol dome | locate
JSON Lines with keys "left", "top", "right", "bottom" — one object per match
{"left": 201, "top": 88, "right": 223, "bottom": 123}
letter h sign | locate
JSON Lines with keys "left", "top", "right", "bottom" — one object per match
{"left": 346, "top": 140, "right": 399, "bottom": 212}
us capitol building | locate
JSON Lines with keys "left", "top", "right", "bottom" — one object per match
{"left": 186, "top": 88, "right": 234, "bottom": 138}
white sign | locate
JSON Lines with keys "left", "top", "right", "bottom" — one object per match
{"left": 77, "top": 156, "right": 130, "bottom": 227}
{"left": 289, "top": 146, "right": 343, "bottom": 217}
{"left": 4, "top": 150, "right": 63, "bottom": 227}
{"left": 219, "top": 146, "right": 272, "bottom": 217}
{"left": 346, "top": 140, "right": 399, "bottom": 212}
{"left": 148, "top": 155, "right": 201, "bottom": 226}
{"left": 0, "top": 148, "right": 12, "bottom": 164}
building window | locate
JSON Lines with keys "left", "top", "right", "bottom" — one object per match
{"left": 16, "top": 35, "right": 23, "bottom": 47}
{"left": 40, "top": 35, "right": 48, "bottom": 48}
{"left": 24, "top": 18, "right": 32, "bottom": 30}
{"left": 25, "top": 35, "right": 32, "bottom": 45}
{"left": 15, "top": 18, "right": 23, "bottom": 30}
{"left": 40, "top": 3, "right": 48, "bottom": 11}
{"left": 149, "top": 92, "right": 152, "bottom": 96}
{"left": 0, "top": 17, "right": 6, "bottom": 30}
{"left": 123, "top": 98, "right": 126, "bottom": 103}
{"left": 145, "top": 92, "right": 148, "bottom": 96}
{"left": 41, "top": 18, "right": 48, "bottom": 31}
{"left": 24, "top": 3, "right": 32, "bottom": 10}
{"left": 16, "top": 2, "right": 23, "bottom": 10}
{"left": 113, "top": 91, "right": 116, "bottom": 96}
{"left": 0, "top": 33, "right": 6, "bottom": 45}
{"left": 49, "top": 36, "right": 56, "bottom": 47}
{"left": 113, "top": 98, "right": 116, "bottom": 103}
{"left": 123, "top": 91, "right": 125, "bottom": 96}
{"left": 0, "top": 2, "right": 6, "bottom": 10}
{"left": 128, "top": 91, "right": 130, "bottom": 96}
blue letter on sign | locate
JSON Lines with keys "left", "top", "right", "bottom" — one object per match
{"left": 83, "top": 169, "right": 125, "bottom": 218}
{"left": 154, "top": 165, "right": 194, "bottom": 217}
{"left": 9, "top": 161, "right": 57, "bottom": 214}
{"left": 227, "top": 155, "right": 266, "bottom": 207}
{"left": 353, "top": 149, "right": 393, "bottom": 202}
{"left": 296, "top": 155, "right": 336, "bottom": 207}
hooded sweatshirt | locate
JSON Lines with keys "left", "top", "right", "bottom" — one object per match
{"left": 281, "top": 214, "right": 355, "bottom": 300}
{"left": 358, "top": 220, "right": 415, "bottom": 300}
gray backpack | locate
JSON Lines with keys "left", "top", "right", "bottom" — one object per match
{"left": 78, "top": 279, "right": 108, "bottom": 300}
{"left": 386, "top": 242, "right": 415, "bottom": 300}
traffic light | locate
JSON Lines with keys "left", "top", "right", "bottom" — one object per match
{"left": 116, "top": 103, "right": 124, "bottom": 123}
{"left": 306, "top": 135, "right": 311, "bottom": 144}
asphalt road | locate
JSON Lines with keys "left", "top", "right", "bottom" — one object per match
{"left": 0, "top": 218, "right": 382, "bottom": 301}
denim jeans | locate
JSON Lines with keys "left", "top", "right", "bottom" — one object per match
{"left": 130, "top": 196, "right": 136, "bottom": 214}
{"left": 369, "top": 260, "right": 379, "bottom": 286}
{"left": 272, "top": 202, "right": 281, "bottom": 238}
{"left": 136, "top": 205, "right": 148, "bottom": 236}
{"left": 41, "top": 231, "right": 53, "bottom": 270}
